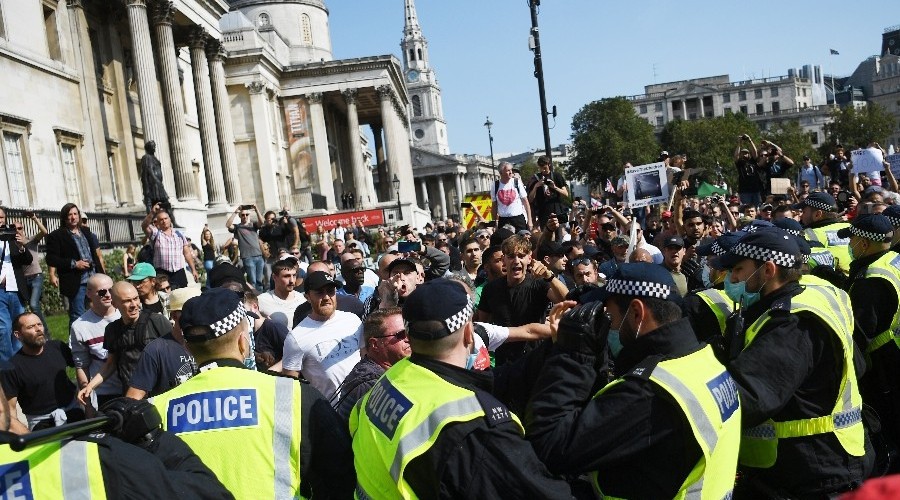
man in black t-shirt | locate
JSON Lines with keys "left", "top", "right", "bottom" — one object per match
{"left": 527, "top": 155, "right": 569, "bottom": 227}
{"left": 475, "top": 235, "right": 568, "bottom": 365}
{"left": 2, "top": 312, "right": 80, "bottom": 431}
{"left": 734, "top": 134, "right": 763, "bottom": 205}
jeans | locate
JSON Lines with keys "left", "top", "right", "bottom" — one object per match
{"left": 242, "top": 255, "right": 265, "bottom": 293}
{"left": 67, "top": 283, "right": 87, "bottom": 326}
{"left": 738, "top": 192, "right": 762, "bottom": 207}
{"left": 26, "top": 274, "right": 49, "bottom": 337}
{"left": 0, "top": 289, "right": 25, "bottom": 361}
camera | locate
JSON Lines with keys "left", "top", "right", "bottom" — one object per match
{"left": 0, "top": 224, "right": 17, "bottom": 242}
{"left": 278, "top": 210, "right": 289, "bottom": 217}
{"left": 239, "top": 204, "right": 254, "bottom": 211}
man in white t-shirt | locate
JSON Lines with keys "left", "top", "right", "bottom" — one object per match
{"left": 69, "top": 273, "right": 123, "bottom": 409}
{"left": 282, "top": 271, "right": 362, "bottom": 400}
{"left": 492, "top": 162, "right": 532, "bottom": 232}
{"left": 257, "top": 257, "right": 307, "bottom": 329}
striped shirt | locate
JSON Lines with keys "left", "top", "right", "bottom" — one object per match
{"left": 148, "top": 226, "right": 188, "bottom": 273}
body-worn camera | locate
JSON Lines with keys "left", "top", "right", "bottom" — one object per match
{"left": 0, "top": 224, "right": 17, "bottom": 242}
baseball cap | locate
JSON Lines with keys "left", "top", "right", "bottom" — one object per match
{"left": 179, "top": 288, "right": 256, "bottom": 343}
{"left": 169, "top": 286, "right": 202, "bottom": 312}
{"left": 662, "top": 235, "right": 685, "bottom": 249}
{"left": 127, "top": 262, "right": 157, "bottom": 281}
{"left": 303, "top": 271, "right": 339, "bottom": 292}
{"left": 207, "top": 263, "right": 246, "bottom": 289}
{"left": 402, "top": 279, "right": 474, "bottom": 340}
{"left": 386, "top": 257, "right": 417, "bottom": 275}
{"left": 611, "top": 235, "right": 630, "bottom": 246}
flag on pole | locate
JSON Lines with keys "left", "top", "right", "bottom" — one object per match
{"left": 830, "top": 49, "right": 840, "bottom": 55}
{"left": 590, "top": 197, "right": 602, "bottom": 208}
{"left": 605, "top": 178, "right": 615, "bottom": 194}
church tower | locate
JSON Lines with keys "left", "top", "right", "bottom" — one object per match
{"left": 401, "top": 0, "right": 450, "bottom": 154}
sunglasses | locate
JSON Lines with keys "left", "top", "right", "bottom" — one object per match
{"left": 373, "top": 329, "right": 408, "bottom": 340}
{"left": 96, "top": 288, "right": 110, "bottom": 297}
{"left": 571, "top": 257, "right": 592, "bottom": 267}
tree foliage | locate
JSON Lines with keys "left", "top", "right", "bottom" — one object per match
{"left": 660, "top": 112, "right": 760, "bottom": 189}
{"left": 569, "top": 97, "right": 658, "bottom": 188}
{"left": 820, "top": 103, "right": 895, "bottom": 157}
{"left": 761, "top": 120, "right": 816, "bottom": 164}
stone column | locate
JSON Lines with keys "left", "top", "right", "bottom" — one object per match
{"left": 207, "top": 40, "right": 241, "bottom": 205}
{"left": 125, "top": 0, "right": 174, "bottom": 195}
{"left": 342, "top": 88, "right": 369, "bottom": 209}
{"left": 307, "top": 92, "right": 337, "bottom": 210}
{"left": 419, "top": 178, "right": 428, "bottom": 210}
{"left": 698, "top": 97, "right": 705, "bottom": 118}
{"left": 188, "top": 28, "right": 226, "bottom": 207}
{"left": 377, "top": 85, "right": 398, "bottom": 198}
{"left": 454, "top": 173, "right": 463, "bottom": 209}
{"left": 680, "top": 100, "right": 687, "bottom": 119}
{"left": 247, "top": 80, "right": 279, "bottom": 208}
{"left": 152, "top": 1, "right": 196, "bottom": 201}
{"left": 437, "top": 175, "right": 447, "bottom": 221}
{"left": 371, "top": 124, "right": 387, "bottom": 201}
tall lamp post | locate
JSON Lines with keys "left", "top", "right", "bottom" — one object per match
{"left": 484, "top": 116, "right": 497, "bottom": 181}
{"left": 528, "top": 0, "right": 553, "bottom": 159}
{"left": 392, "top": 174, "right": 401, "bottom": 222}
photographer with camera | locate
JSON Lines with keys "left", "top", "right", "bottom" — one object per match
{"left": 757, "top": 139, "right": 795, "bottom": 195}
{"left": 528, "top": 155, "right": 569, "bottom": 228}
{"left": 0, "top": 207, "right": 33, "bottom": 362}
{"left": 734, "top": 134, "right": 763, "bottom": 206}
{"left": 225, "top": 203, "right": 265, "bottom": 293}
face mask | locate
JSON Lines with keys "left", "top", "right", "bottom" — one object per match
{"left": 465, "top": 352, "right": 478, "bottom": 370}
{"left": 724, "top": 268, "right": 765, "bottom": 308}
{"left": 607, "top": 313, "right": 628, "bottom": 358}
{"left": 849, "top": 240, "right": 866, "bottom": 261}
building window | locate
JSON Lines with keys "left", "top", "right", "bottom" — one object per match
{"left": 107, "top": 151, "right": 120, "bottom": 205}
{"left": 756, "top": 103, "right": 764, "bottom": 114}
{"left": 739, "top": 105, "right": 748, "bottom": 114}
{"left": 412, "top": 95, "right": 422, "bottom": 117}
{"left": 754, "top": 89, "right": 763, "bottom": 99}
{"left": 639, "top": 104, "right": 647, "bottom": 114}
{"left": 409, "top": 49, "right": 415, "bottom": 62}
{"left": 258, "top": 13, "right": 270, "bottom": 27}
{"left": 770, "top": 87, "right": 779, "bottom": 97}
{"left": 43, "top": 1, "right": 62, "bottom": 61}
{"left": 60, "top": 144, "right": 81, "bottom": 204}
{"left": 689, "top": 113, "right": 696, "bottom": 120}
{"left": 723, "top": 93, "right": 731, "bottom": 103}
{"left": 772, "top": 102, "right": 780, "bottom": 114}
{"left": 2, "top": 133, "right": 29, "bottom": 207}
{"left": 739, "top": 91, "right": 747, "bottom": 101}
{"left": 802, "top": 88, "right": 807, "bottom": 97}
{"left": 654, "top": 102, "right": 662, "bottom": 112}
{"left": 414, "top": 129, "right": 425, "bottom": 139}
{"left": 1, "top": 0, "right": 7, "bottom": 39}
{"left": 810, "top": 132, "right": 819, "bottom": 145}
{"left": 417, "top": 48, "right": 422, "bottom": 61}
{"left": 656, "top": 116, "right": 663, "bottom": 126}
{"left": 300, "top": 14, "right": 312, "bottom": 45}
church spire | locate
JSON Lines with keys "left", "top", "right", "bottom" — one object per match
{"left": 404, "top": 0, "right": 421, "bottom": 38}
{"left": 401, "top": 0, "right": 427, "bottom": 71}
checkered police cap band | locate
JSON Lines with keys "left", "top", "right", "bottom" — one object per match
{"left": 210, "top": 301, "right": 248, "bottom": 338}
{"left": 803, "top": 198, "right": 836, "bottom": 212}
{"left": 781, "top": 227, "right": 802, "bottom": 237}
{"left": 445, "top": 296, "right": 474, "bottom": 334}
{"left": 849, "top": 225, "right": 893, "bottom": 242}
{"left": 885, "top": 213, "right": 900, "bottom": 229}
{"left": 731, "top": 242, "right": 798, "bottom": 268}
{"left": 710, "top": 241, "right": 727, "bottom": 256}
{"left": 606, "top": 278, "right": 672, "bottom": 299}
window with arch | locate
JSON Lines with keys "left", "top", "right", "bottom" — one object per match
{"left": 409, "top": 49, "right": 415, "bottom": 62}
{"left": 412, "top": 95, "right": 422, "bottom": 117}
{"left": 257, "top": 13, "right": 270, "bottom": 27}
{"left": 417, "top": 48, "right": 422, "bottom": 61}
{"left": 301, "top": 14, "right": 312, "bottom": 45}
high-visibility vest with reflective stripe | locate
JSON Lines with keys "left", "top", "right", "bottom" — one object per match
{"left": 349, "top": 358, "right": 523, "bottom": 499}
{"left": 151, "top": 367, "right": 304, "bottom": 500}
{"left": 854, "top": 251, "right": 900, "bottom": 353}
{"left": 0, "top": 440, "right": 106, "bottom": 499}
{"left": 591, "top": 345, "right": 741, "bottom": 500}
{"left": 695, "top": 288, "right": 733, "bottom": 335}
{"left": 805, "top": 223, "right": 852, "bottom": 274}
{"left": 740, "top": 283, "right": 865, "bottom": 468}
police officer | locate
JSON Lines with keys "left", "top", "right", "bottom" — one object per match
{"left": 795, "top": 192, "right": 852, "bottom": 274}
{"left": 350, "top": 278, "right": 572, "bottom": 499}
{"left": 151, "top": 287, "right": 354, "bottom": 499}
{"left": 840, "top": 214, "right": 900, "bottom": 469}
{"left": 0, "top": 382, "right": 231, "bottom": 498}
{"left": 716, "top": 229, "right": 871, "bottom": 497}
{"left": 883, "top": 204, "right": 900, "bottom": 254}
{"left": 527, "top": 263, "right": 741, "bottom": 499}
{"left": 683, "top": 231, "right": 744, "bottom": 339}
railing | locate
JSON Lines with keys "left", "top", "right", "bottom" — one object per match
{"left": 2, "top": 208, "right": 145, "bottom": 249}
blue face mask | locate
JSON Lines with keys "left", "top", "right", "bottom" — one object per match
{"left": 724, "top": 269, "right": 763, "bottom": 308}
{"left": 608, "top": 330, "right": 623, "bottom": 358}
{"left": 465, "top": 352, "right": 478, "bottom": 370}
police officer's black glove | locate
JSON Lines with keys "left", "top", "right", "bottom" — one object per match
{"left": 555, "top": 301, "right": 610, "bottom": 356}
{"left": 101, "top": 397, "right": 163, "bottom": 450}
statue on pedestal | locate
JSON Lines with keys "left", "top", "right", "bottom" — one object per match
{"left": 140, "top": 140, "right": 170, "bottom": 213}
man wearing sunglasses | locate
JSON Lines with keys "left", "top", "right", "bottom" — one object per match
{"left": 69, "top": 274, "right": 123, "bottom": 410}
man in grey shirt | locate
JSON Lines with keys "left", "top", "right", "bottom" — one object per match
{"left": 69, "top": 273, "right": 122, "bottom": 410}
{"left": 226, "top": 204, "right": 265, "bottom": 292}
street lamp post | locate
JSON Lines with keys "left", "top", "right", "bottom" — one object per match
{"left": 484, "top": 116, "right": 497, "bottom": 181}
{"left": 392, "top": 174, "right": 401, "bottom": 222}
{"left": 528, "top": 0, "right": 553, "bottom": 159}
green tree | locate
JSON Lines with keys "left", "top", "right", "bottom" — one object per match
{"left": 820, "top": 103, "right": 895, "bottom": 157}
{"left": 569, "top": 97, "right": 658, "bottom": 189}
{"left": 519, "top": 156, "right": 538, "bottom": 185}
{"left": 660, "top": 112, "right": 760, "bottom": 189}
{"left": 761, "top": 120, "right": 816, "bottom": 164}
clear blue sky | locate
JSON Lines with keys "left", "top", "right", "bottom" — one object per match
{"left": 328, "top": 1, "right": 897, "bottom": 157}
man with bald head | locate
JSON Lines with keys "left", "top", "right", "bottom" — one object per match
{"left": 629, "top": 248, "right": 653, "bottom": 264}
{"left": 77, "top": 281, "right": 171, "bottom": 405}
{"left": 69, "top": 273, "right": 123, "bottom": 409}
{"left": 292, "top": 261, "right": 364, "bottom": 327}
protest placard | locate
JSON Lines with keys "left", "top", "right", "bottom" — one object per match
{"left": 851, "top": 148, "right": 885, "bottom": 174}
{"left": 887, "top": 154, "right": 900, "bottom": 179}
{"left": 625, "top": 162, "right": 669, "bottom": 208}
{"left": 770, "top": 178, "right": 791, "bottom": 195}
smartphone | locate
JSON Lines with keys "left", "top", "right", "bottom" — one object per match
{"left": 397, "top": 241, "right": 421, "bottom": 253}
{"left": 460, "top": 202, "right": 473, "bottom": 209}
{"left": 240, "top": 204, "right": 253, "bottom": 211}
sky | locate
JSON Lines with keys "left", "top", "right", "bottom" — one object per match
{"left": 328, "top": 1, "right": 897, "bottom": 158}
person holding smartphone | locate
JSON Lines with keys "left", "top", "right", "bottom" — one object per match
{"left": 528, "top": 156, "right": 569, "bottom": 228}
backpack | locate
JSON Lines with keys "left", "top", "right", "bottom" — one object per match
{"left": 494, "top": 178, "right": 521, "bottom": 199}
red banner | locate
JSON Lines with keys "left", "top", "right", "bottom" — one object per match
{"left": 301, "top": 209, "right": 385, "bottom": 233}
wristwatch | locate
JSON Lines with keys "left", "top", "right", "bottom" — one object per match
{"left": 544, "top": 273, "right": 555, "bottom": 282}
